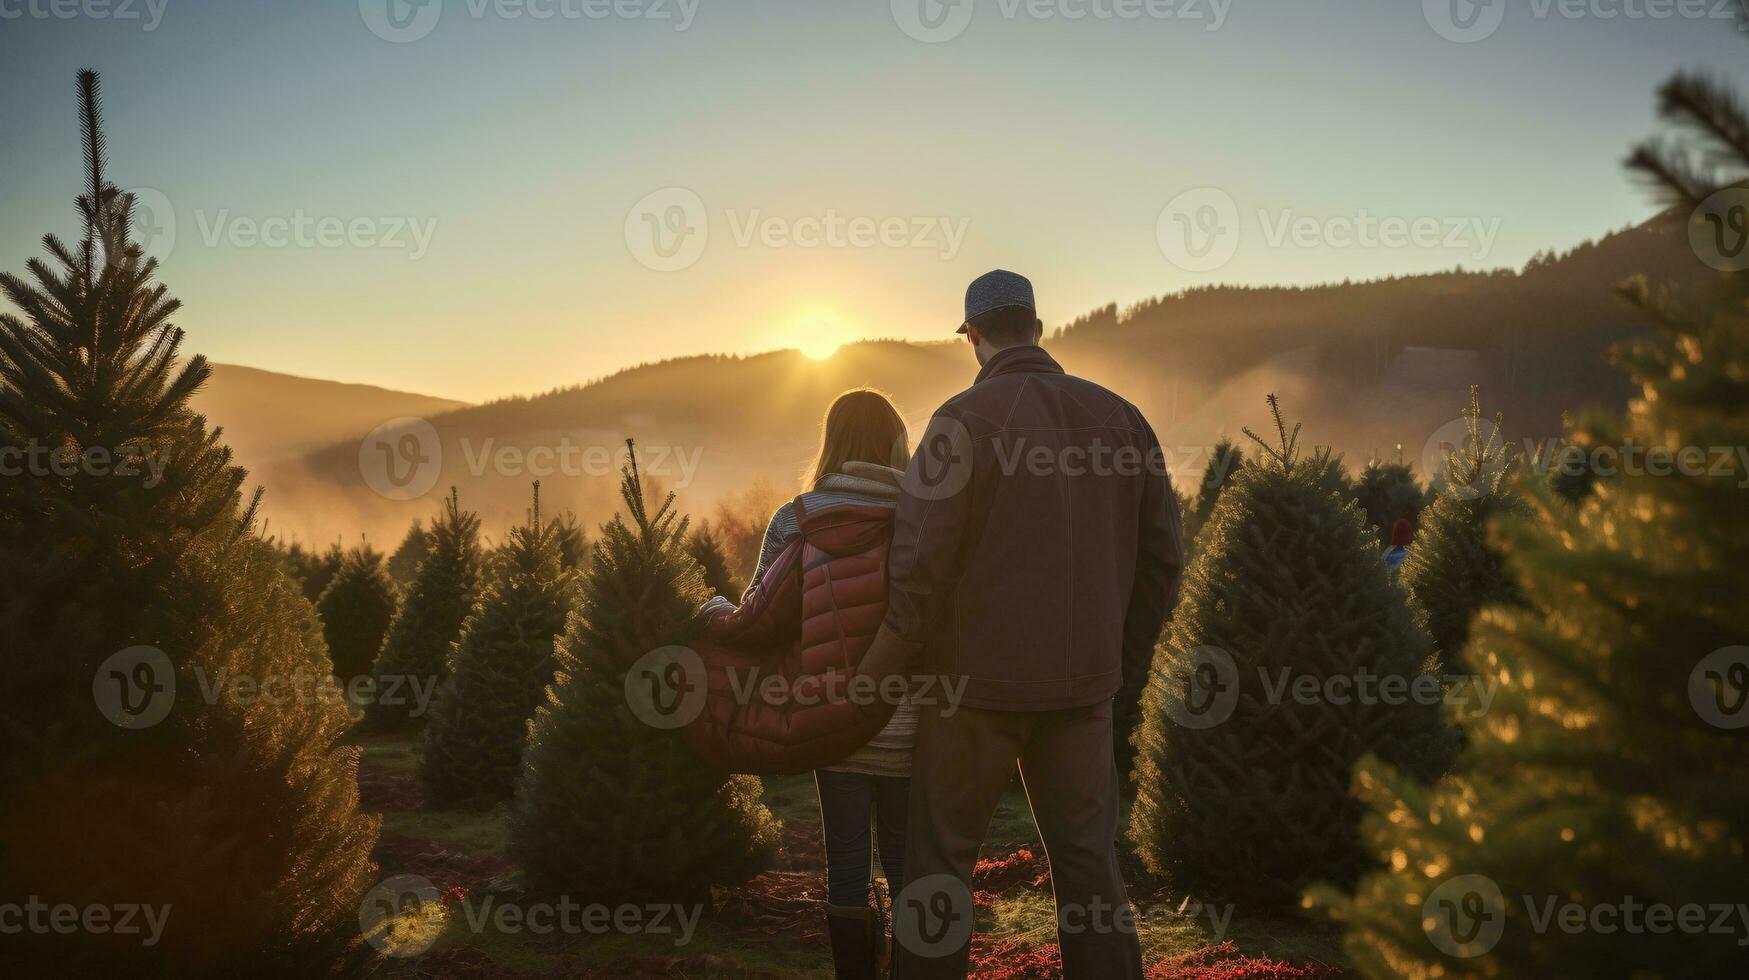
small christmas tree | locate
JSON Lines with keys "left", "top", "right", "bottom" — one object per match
{"left": 421, "top": 482, "right": 577, "bottom": 808}
{"left": 386, "top": 518, "right": 431, "bottom": 586}
{"left": 1183, "top": 438, "right": 1244, "bottom": 548}
{"left": 316, "top": 544, "right": 397, "bottom": 683}
{"left": 1398, "top": 387, "right": 1524, "bottom": 673}
{"left": 510, "top": 441, "right": 778, "bottom": 903}
{"left": 1353, "top": 457, "right": 1428, "bottom": 548}
{"left": 364, "top": 488, "right": 483, "bottom": 730}
{"left": 550, "top": 510, "right": 588, "bottom": 570}
{"left": 286, "top": 540, "right": 345, "bottom": 604}
{"left": 0, "top": 71, "right": 376, "bottom": 974}
{"left": 1313, "top": 59, "right": 1749, "bottom": 978}
{"left": 686, "top": 518, "right": 744, "bottom": 599}
{"left": 1128, "top": 397, "right": 1454, "bottom": 906}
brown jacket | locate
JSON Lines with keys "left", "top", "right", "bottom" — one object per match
{"left": 882, "top": 345, "right": 1184, "bottom": 711}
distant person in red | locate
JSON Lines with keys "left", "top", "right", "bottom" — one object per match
{"left": 1385, "top": 518, "right": 1414, "bottom": 577}
{"left": 858, "top": 270, "right": 1184, "bottom": 979}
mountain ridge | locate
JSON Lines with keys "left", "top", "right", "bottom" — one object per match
{"left": 211, "top": 208, "right": 1699, "bottom": 548}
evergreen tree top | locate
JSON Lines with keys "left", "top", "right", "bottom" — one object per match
{"left": 429, "top": 485, "right": 482, "bottom": 548}
{"left": 501, "top": 481, "right": 567, "bottom": 579}
{"left": 1437, "top": 385, "right": 1516, "bottom": 500}
{"left": 612, "top": 437, "right": 690, "bottom": 554}
{"left": 1240, "top": 393, "right": 1303, "bottom": 472}
{"left": 0, "top": 71, "right": 207, "bottom": 455}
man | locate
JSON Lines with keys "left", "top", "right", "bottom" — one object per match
{"left": 859, "top": 270, "right": 1184, "bottom": 978}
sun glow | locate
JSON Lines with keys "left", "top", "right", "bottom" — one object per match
{"left": 800, "top": 337, "right": 842, "bottom": 361}
{"left": 790, "top": 310, "right": 848, "bottom": 361}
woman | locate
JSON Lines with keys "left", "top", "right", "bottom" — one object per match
{"left": 700, "top": 388, "right": 914, "bottom": 979}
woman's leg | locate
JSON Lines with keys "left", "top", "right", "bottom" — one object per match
{"left": 871, "top": 775, "right": 911, "bottom": 894}
{"left": 817, "top": 769, "right": 876, "bottom": 906}
{"left": 816, "top": 769, "right": 877, "bottom": 979}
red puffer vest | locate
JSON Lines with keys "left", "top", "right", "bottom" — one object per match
{"left": 680, "top": 497, "right": 900, "bottom": 774}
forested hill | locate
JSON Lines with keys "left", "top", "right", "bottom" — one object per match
{"left": 256, "top": 207, "right": 1700, "bottom": 546}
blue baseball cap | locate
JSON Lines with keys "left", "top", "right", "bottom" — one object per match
{"left": 958, "top": 269, "right": 1035, "bottom": 334}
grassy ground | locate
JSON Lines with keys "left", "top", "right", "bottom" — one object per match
{"left": 353, "top": 733, "right": 1346, "bottom": 978}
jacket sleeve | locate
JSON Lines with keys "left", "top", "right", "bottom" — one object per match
{"left": 881, "top": 408, "right": 978, "bottom": 650}
{"left": 705, "top": 529, "right": 804, "bottom": 651}
{"left": 741, "top": 501, "right": 798, "bottom": 600}
{"left": 1120, "top": 420, "right": 1185, "bottom": 688}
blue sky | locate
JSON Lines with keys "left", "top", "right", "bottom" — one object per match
{"left": 1, "top": 0, "right": 1741, "bottom": 400}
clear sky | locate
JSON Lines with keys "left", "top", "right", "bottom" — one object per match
{"left": 2, "top": 0, "right": 1740, "bottom": 402}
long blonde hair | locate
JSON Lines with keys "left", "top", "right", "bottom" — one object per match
{"left": 806, "top": 389, "right": 910, "bottom": 490}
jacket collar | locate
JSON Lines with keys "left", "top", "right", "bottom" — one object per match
{"left": 974, "top": 344, "right": 1064, "bottom": 385}
{"left": 818, "top": 462, "right": 903, "bottom": 499}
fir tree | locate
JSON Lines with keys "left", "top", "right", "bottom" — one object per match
{"left": 550, "top": 509, "right": 588, "bottom": 570}
{"left": 510, "top": 441, "right": 778, "bottom": 903}
{"left": 1399, "top": 387, "right": 1524, "bottom": 673}
{"left": 686, "top": 518, "right": 744, "bottom": 599}
{"left": 316, "top": 543, "right": 397, "bottom": 683}
{"left": 422, "top": 483, "right": 576, "bottom": 808}
{"left": 1314, "top": 55, "right": 1749, "bottom": 978}
{"left": 386, "top": 517, "right": 431, "bottom": 586}
{"left": 1128, "top": 397, "right": 1454, "bottom": 906}
{"left": 1183, "top": 438, "right": 1244, "bottom": 548}
{"left": 0, "top": 71, "right": 376, "bottom": 974}
{"left": 284, "top": 539, "right": 345, "bottom": 604}
{"left": 1353, "top": 457, "right": 1429, "bottom": 548}
{"left": 364, "top": 488, "right": 483, "bottom": 731}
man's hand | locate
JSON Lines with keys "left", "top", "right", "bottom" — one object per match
{"left": 855, "top": 624, "right": 919, "bottom": 686}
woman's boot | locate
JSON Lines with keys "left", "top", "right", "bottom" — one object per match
{"left": 826, "top": 904, "right": 874, "bottom": 980}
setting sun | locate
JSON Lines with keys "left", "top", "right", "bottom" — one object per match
{"left": 800, "top": 338, "right": 841, "bottom": 361}
{"left": 789, "top": 310, "right": 848, "bottom": 360}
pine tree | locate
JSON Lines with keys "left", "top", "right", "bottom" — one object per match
{"left": 1353, "top": 457, "right": 1429, "bottom": 548}
{"left": 0, "top": 71, "right": 376, "bottom": 974}
{"left": 510, "top": 441, "right": 779, "bottom": 903}
{"left": 1128, "top": 397, "right": 1454, "bottom": 906}
{"left": 1314, "top": 55, "right": 1749, "bottom": 978}
{"left": 1398, "top": 387, "right": 1524, "bottom": 673}
{"left": 422, "top": 483, "right": 576, "bottom": 808}
{"left": 284, "top": 539, "right": 345, "bottom": 604}
{"left": 1183, "top": 438, "right": 1244, "bottom": 548}
{"left": 316, "top": 543, "right": 397, "bottom": 683}
{"left": 386, "top": 517, "right": 431, "bottom": 586}
{"left": 364, "top": 488, "right": 483, "bottom": 731}
{"left": 550, "top": 509, "right": 588, "bottom": 570}
{"left": 686, "top": 518, "right": 744, "bottom": 599}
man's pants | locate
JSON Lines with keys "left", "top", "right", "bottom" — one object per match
{"left": 892, "top": 698, "right": 1144, "bottom": 979}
